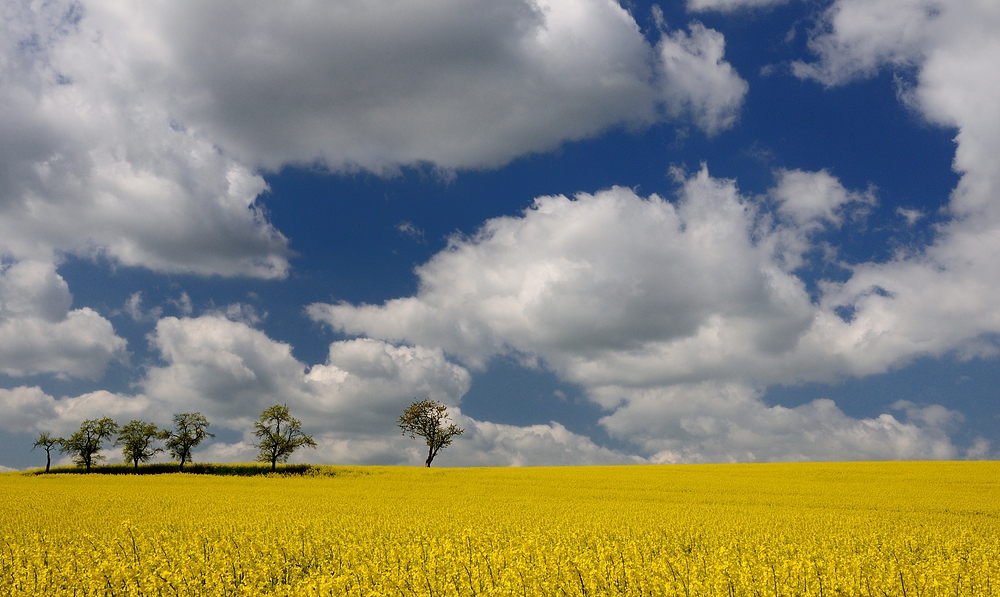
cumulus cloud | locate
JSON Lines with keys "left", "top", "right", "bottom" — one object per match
{"left": 142, "top": 316, "right": 309, "bottom": 427}
{"left": 199, "top": 412, "right": 639, "bottom": 467}
{"left": 0, "top": 1, "right": 291, "bottom": 276}
{"left": 197, "top": 414, "right": 639, "bottom": 467}
{"left": 140, "top": 316, "right": 470, "bottom": 432}
{"left": 2, "top": 0, "right": 748, "bottom": 191}
{"left": 792, "top": 0, "right": 1000, "bottom": 370}
{"left": 771, "top": 168, "right": 875, "bottom": 227}
{"left": 447, "top": 416, "right": 642, "bottom": 466}
{"left": 309, "top": 163, "right": 995, "bottom": 462}
{"left": 0, "top": 385, "right": 151, "bottom": 435}
{"left": 0, "top": 260, "right": 125, "bottom": 378}
{"left": 0, "top": 0, "right": 752, "bottom": 323}
{"left": 308, "top": 167, "right": 861, "bottom": 386}
{"left": 793, "top": 1, "right": 1000, "bottom": 218}
{"left": 791, "top": 0, "right": 945, "bottom": 86}
{"left": 655, "top": 22, "right": 749, "bottom": 134}
{"left": 597, "top": 382, "right": 959, "bottom": 463}
{"left": 75, "top": 0, "right": 747, "bottom": 172}
{"left": 305, "top": 0, "right": 1000, "bottom": 464}
{"left": 0, "top": 313, "right": 637, "bottom": 466}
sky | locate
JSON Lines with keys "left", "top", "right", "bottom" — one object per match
{"left": 1, "top": 0, "right": 998, "bottom": 470}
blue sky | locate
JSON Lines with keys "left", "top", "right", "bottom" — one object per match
{"left": 2, "top": 0, "right": 998, "bottom": 469}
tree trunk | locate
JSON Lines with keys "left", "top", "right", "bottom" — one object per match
{"left": 425, "top": 445, "right": 433, "bottom": 467}
{"left": 45, "top": 453, "right": 50, "bottom": 473}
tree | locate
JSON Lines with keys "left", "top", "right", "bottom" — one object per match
{"left": 252, "top": 404, "right": 317, "bottom": 472}
{"left": 116, "top": 420, "right": 168, "bottom": 473}
{"left": 398, "top": 399, "right": 464, "bottom": 467}
{"left": 31, "top": 431, "right": 61, "bottom": 473}
{"left": 60, "top": 418, "right": 118, "bottom": 473}
{"left": 165, "top": 413, "right": 214, "bottom": 471}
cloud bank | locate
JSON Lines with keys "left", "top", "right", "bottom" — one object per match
{"left": 309, "top": 164, "right": 988, "bottom": 461}
{"left": 0, "top": 260, "right": 124, "bottom": 378}
{"left": 0, "top": 313, "right": 633, "bottom": 466}
{"left": 0, "top": 0, "right": 746, "bottom": 379}
{"left": 0, "top": 0, "right": 749, "bottom": 280}
{"left": 300, "top": 0, "right": 1000, "bottom": 461}
{"left": 5, "top": 0, "right": 1000, "bottom": 466}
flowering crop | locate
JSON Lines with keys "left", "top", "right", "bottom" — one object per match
{"left": 1, "top": 461, "right": 998, "bottom": 596}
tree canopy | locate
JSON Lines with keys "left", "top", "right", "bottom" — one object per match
{"left": 398, "top": 399, "right": 464, "bottom": 467}
{"left": 116, "top": 420, "right": 168, "bottom": 472}
{"left": 60, "top": 418, "right": 118, "bottom": 473}
{"left": 252, "top": 404, "right": 317, "bottom": 472}
{"left": 165, "top": 413, "right": 214, "bottom": 471}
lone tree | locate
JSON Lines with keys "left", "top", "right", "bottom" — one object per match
{"left": 116, "top": 420, "right": 168, "bottom": 473}
{"left": 60, "top": 418, "right": 118, "bottom": 473}
{"left": 32, "top": 431, "right": 61, "bottom": 473}
{"left": 398, "top": 399, "right": 464, "bottom": 467}
{"left": 165, "top": 413, "right": 213, "bottom": 471}
{"left": 253, "top": 404, "right": 316, "bottom": 472}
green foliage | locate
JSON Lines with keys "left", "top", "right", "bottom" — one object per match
{"left": 31, "top": 431, "right": 61, "bottom": 473}
{"left": 165, "top": 413, "right": 214, "bottom": 471}
{"left": 252, "top": 404, "right": 317, "bottom": 471}
{"left": 116, "top": 420, "right": 168, "bottom": 472}
{"left": 398, "top": 399, "right": 464, "bottom": 467}
{"left": 59, "top": 418, "right": 118, "bottom": 473}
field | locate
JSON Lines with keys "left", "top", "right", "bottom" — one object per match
{"left": 2, "top": 461, "right": 998, "bottom": 596}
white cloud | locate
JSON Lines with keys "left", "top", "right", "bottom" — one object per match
{"left": 309, "top": 164, "right": 993, "bottom": 461}
{"left": 0, "top": 464, "right": 16, "bottom": 472}
{"left": 206, "top": 303, "right": 266, "bottom": 326}
{"left": 0, "top": 385, "right": 153, "bottom": 436}
{"left": 0, "top": 1, "right": 290, "bottom": 276}
{"left": 2, "top": 0, "right": 748, "bottom": 182}
{"left": 309, "top": 167, "right": 830, "bottom": 386}
{"left": 791, "top": 0, "right": 943, "bottom": 86}
{"left": 896, "top": 207, "right": 924, "bottom": 225}
{"left": 655, "top": 22, "right": 748, "bottom": 134}
{"left": 140, "top": 315, "right": 471, "bottom": 434}
{"left": 793, "top": 0, "right": 1000, "bottom": 219}
{"left": 152, "top": 0, "right": 661, "bottom": 171}
{"left": 597, "top": 382, "right": 959, "bottom": 463}
{"left": 0, "top": 0, "right": 749, "bottom": 287}
{"left": 687, "top": 0, "right": 791, "bottom": 12}
{"left": 446, "top": 416, "right": 642, "bottom": 466}
{"left": 198, "top": 409, "right": 638, "bottom": 467}
{"left": 0, "top": 260, "right": 125, "bottom": 378}
{"left": 305, "top": 0, "right": 1000, "bottom": 464}
{"left": 170, "top": 292, "right": 194, "bottom": 317}
{"left": 1, "top": 313, "right": 639, "bottom": 466}
{"left": 1, "top": 284, "right": 983, "bottom": 464}
{"left": 142, "top": 316, "right": 313, "bottom": 428}
{"left": 123, "top": 292, "right": 162, "bottom": 322}
{"left": 396, "top": 221, "right": 427, "bottom": 244}
{"left": 792, "top": 0, "right": 1000, "bottom": 371}
{"left": 771, "top": 168, "right": 875, "bottom": 227}
{"left": 197, "top": 416, "right": 638, "bottom": 467}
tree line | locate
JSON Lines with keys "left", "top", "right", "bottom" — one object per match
{"left": 31, "top": 399, "right": 463, "bottom": 472}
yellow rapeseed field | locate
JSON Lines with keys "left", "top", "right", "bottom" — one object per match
{"left": 2, "top": 461, "right": 998, "bottom": 596}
